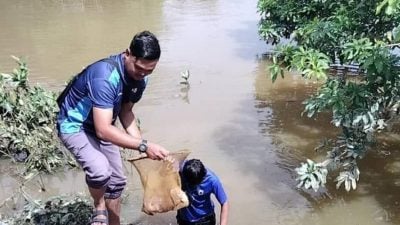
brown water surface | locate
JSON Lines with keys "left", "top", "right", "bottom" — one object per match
{"left": 1, "top": 0, "right": 400, "bottom": 224}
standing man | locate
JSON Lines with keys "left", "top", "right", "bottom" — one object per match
{"left": 56, "top": 31, "right": 169, "bottom": 225}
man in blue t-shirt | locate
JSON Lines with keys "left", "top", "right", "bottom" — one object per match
{"left": 177, "top": 159, "right": 229, "bottom": 225}
{"left": 56, "top": 31, "right": 169, "bottom": 225}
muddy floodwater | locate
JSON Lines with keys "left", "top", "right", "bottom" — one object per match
{"left": 1, "top": 0, "right": 400, "bottom": 224}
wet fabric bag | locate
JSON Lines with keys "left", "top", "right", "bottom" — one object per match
{"left": 128, "top": 150, "right": 190, "bottom": 215}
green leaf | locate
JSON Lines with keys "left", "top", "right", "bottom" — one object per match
{"left": 43, "top": 126, "right": 53, "bottom": 133}
{"left": 351, "top": 177, "right": 357, "bottom": 190}
{"left": 375, "top": 60, "right": 384, "bottom": 73}
{"left": 345, "top": 179, "right": 351, "bottom": 191}
{"left": 336, "top": 177, "right": 345, "bottom": 189}
{"left": 376, "top": 0, "right": 389, "bottom": 14}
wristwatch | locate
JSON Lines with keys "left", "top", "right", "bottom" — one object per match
{"left": 138, "top": 139, "right": 148, "bottom": 153}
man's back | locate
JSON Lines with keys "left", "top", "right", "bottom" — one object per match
{"left": 57, "top": 53, "right": 146, "bottom": 134}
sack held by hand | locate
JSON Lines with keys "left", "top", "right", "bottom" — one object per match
{"left": 128, "top": 150, "right": 190, "bottom": 215}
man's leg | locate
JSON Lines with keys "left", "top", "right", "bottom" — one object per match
{"left": 60, "top": 132, "right": 112, "bottom": 225}
{"left": 89, "top": 186, "right": 107, "bottom": 224}
{"left": 99, "top": 140, "right": 127, "bottom": 225}
{"left": 105, "top": 197, "right": 121, "bottom": 225}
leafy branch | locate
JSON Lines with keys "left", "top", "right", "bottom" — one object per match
{"left": 258, "top": 0, "right": 400, "bottom": 192}
{"left": 0, "top": 56, "right": 77, "bottom": 175}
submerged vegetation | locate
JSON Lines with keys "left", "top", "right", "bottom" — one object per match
{"left": 1, "top": 195, "right": 92, "bottom": 225}
{"left": 258, "top": 0, "right": 400, "bottom": 191}
{"left": 0, "top": 56, "right": 76, "bottom": 175}
{"left": 0, "top": 57, "right": 85, "bottom": 224}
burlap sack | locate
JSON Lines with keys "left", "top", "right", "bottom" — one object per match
{"left": 128, "top": 150, "right": 190, "bottom": 215}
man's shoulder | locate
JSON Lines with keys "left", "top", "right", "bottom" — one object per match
{"left": 86, "top": 59, "right": 117, "bottom": 78}
{"left": 84, "top": 56, "right": 125, "bottom": 89}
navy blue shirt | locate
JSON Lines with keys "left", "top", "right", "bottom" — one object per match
{"left": 178, "top": 168, "right": 228, "bottom": 222}
{"left": 57, "top": 53, "right": 147, "bottom": 134}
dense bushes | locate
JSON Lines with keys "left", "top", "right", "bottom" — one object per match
{"left": 0, "top": 56, "right": 76, "bottom": 176}
{"left": 258, "top": 0, "right": 400, "bottom": 191}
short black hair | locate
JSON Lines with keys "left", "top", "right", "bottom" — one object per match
{"left": 182, "top": 159, "right": 207, "bottom": 186}
{"left": 129, "top": 30, "right": 161, "bottom": 60}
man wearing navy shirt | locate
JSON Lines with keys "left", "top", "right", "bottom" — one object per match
{"left": 178, "top": 159, "right": 229, "bottom": 225}
{"left": 57, "top": 31, "right": 169, "bottom": 225}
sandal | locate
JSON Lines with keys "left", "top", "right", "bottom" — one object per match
{"left": 90, "top": 209, "right": 109, "bottom": 225}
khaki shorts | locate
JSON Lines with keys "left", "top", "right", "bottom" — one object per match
{"left": 59, "top": 131, "right": 126, "bottom": 199}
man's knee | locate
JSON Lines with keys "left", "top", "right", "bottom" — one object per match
{"left": 85, "top": 160, "right": 113, "bottom": 189}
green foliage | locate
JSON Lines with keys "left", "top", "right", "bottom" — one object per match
{"left": 180, "top": 69, "right": 190, "bottom": 85}
{"left": 0, "top": 56, "right": 76, "bottom": 175}
{"left": 377, "top": 0, "right": 400, "bottom": 15}
{"left": 335, "top": 166, "right": 360, "bottom": 191}
{"left": 1, "top": 195, "right": 92, "bottom": 225}
{"left": 270, "top": 45, "right": 330, "bottom": 81}
{"left": 295, "top": 159, "right": 328, "bottom": 192}
{"left": 258, "top": 0, "right": 400, "bottom": 45}
{"left": 258, "top": 0, "right": 400, "bottom": 191}
{"left": 392, "top": 25, "right": 400, "bottom": 42}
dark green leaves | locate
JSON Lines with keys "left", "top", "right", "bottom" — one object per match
{"left": 376, "top": 0, "right": 400, "bottom": 15}
{"left": 259, "top": 0, "right": 400, "bottom": 191}
{"left": 295, "top": 159, "right": 328, "bottom": 192}
{"left": 0, "top": 57, "right": 76, "bottom": 175}
{"left": 269, "top": 45, "right": 330, "bottom": 82}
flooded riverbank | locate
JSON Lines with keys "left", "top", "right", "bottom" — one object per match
{"left": 1, "top": 0, "right": 400, "bottom": 224}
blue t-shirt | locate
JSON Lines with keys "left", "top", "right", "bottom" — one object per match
{"left": 57, "top": 53, "right": 147, "bottom": 134}
{"left": 178, "top": 168, "right": 228, "bottom": 222}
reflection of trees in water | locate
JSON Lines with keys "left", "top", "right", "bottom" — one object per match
{"left": 178, "top": 70, "right": 190, "bottom": 104}
{"left": 254, "top": 62, "right": 400, "bottom": 223}
{"left": 254, "top": 68, "right": 337, "bottom": 161}
{"left": 179, "top": 84, "right": 190, "bottom": 104}
{"left": 254, "top": 74, "right": 340, "bottom": 206}
{"left": 307, "top": 140, "right": 400, "bottom": 223}
{"left": 355, "top": 135, "right": 400, "bottom": 223}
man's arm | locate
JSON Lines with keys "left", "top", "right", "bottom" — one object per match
{"left": 119, "top": 101, "right": 142, "bottom": 138}
{"left": 92, "top": 106, "right": 168, "bottom": 159}
{"left": 220, "top": 201, "right": 229, "bottom": 225}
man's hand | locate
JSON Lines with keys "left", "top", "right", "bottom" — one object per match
{"left": 146, "top": 142, "right": 169, "bottom": 160}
